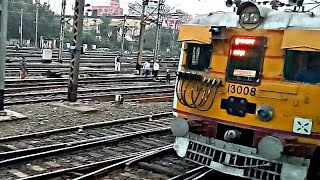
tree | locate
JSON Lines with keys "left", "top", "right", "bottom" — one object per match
{"left": 143, "top": 26, "right": 179, "bottom": 55}
{"left": 7, "top": 0, "right": 60, "bottom": 42}
{"left": 96, "top": 16, "right": 125, "bottom": 50}
{"left": 99, "top": 17, "right": 112, "bottom": 39}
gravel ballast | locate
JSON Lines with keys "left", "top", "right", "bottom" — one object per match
{"left": 0, "top": 101, "right": 173, "bottom": 138}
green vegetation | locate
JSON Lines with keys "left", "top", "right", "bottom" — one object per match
{"left": 7, "top": 0, "right": 180, "bottom": 55}
{"left": 144, "top": 27, "right": 180, "bottom": 56}
{"left": 8, "top": 0, "right": 60, "bottom": 40}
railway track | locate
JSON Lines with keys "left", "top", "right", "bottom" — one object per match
{"left": 0, "top": 113, "right": 181, "bottom": 180}
{"left": 78, "top": 147, "right": 199, "bottom": 180}
{"left": 0, "top": 104, "right": 235, "bottom": 180}
{"left": 4, "top": 67, "right": 178, "bottom": 77}
{"left": 0, "top": 132, "right": 173, "bottom": 179}
{"left": 4, "top": 84, "right": 174, "bottom": 106}
{"left": 0, "top": 113, "right": 171, "bottom": 159}
{"left": 5, "top": 76, "right": 174, "bottom": 91}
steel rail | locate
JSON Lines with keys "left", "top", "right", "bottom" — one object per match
{"left": 4, "top": 89, "right": 174, "bottom": 106}
{"left": 0, "top": 113, "right": 171, "bottom": 158}
{"left": 5, "top": 84, "right": 174, "bottom": 98}
{"left": 0, "top": 127, "right": 170, "bottom": 166}
{"left": 17, "top": 147, "right": 169, "bottom": 180}
{"left": 73, "top": 144, "right": 173, "bottom": 180}
{"left": 167, "top": 166, "right": 208, "bottom": 180}
{"left": 0, "top": 112, "right": 171, "bottom": 142}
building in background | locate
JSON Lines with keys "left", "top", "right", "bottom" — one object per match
{"left": 92, "top": 0, "right": 123, "bottom": 16}
{"left": 128, "top": 1, "right": 170, "bottom": 16}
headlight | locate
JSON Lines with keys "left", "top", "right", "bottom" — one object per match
{"left": 240, "top": 13, "right": 250, "bottom": 22}
{"left": 250, "top": 13, "right": 260, "bottom": 23}
{"left": 240, "top": 12, "right": 261, "bottom": 24}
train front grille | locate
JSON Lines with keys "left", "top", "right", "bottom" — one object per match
{"left": 185, "top": 140, "right": 282, "bottom": 180}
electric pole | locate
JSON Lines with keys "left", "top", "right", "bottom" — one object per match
{"left": 35, "top": 0, "right": 39, "bottom": 48}
{"left": 153, "top": 0, "right": 164, "bottom": 62}
{"left": 20, "top": 9, "right": 23, "bottom": 45}
{"left": 0, "top": 0, "right": 8, "bottom": 112}
{"left": 58, "top": 0, "right": 67, "bottom": 63}
{"left": 120, "top": 15, "right": 127, "bottom": 56}
{"left": 136, "top": 0, "right": 149, "bottom": 73}
{"left": 67, "top": 0, "right": 85, "bottom": 102}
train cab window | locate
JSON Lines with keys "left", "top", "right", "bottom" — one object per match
{"left": 185, "top": 43, "right": 212, "bottom": 71}
{"left": 284, "top": 50, "right": 320, "bottom": 84}
{"left": 226, "top": 37, "right": 267, "bottom": 84}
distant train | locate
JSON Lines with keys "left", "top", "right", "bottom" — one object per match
{"left": 171, "top": 1, "right": 320, "bottom": 180}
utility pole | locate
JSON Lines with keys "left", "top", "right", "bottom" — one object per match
{"left": 20, "top": 9, "right": 23, "bottom": 45}
{"left": 153, "top": 0, "right": 164, "bottom": 62}
{"left": 58, "top": 0, "right": 67, "bottom": 63}
{"left": 120, "top": 15, "right": 127, "bottom": 56}
{"left": 0, "top": 0, "right": 8, "bottom": 111}
{"left": 35, "top": 0, "right": 39, "bottom": 48}
{"left": 136, "top": 0, "right": 149, "bottom": 73}
{"left": 67, "top": 0, "right": 85, "bottom": 102}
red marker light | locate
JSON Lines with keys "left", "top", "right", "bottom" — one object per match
{"left": 232, "top": 50, "right": 246, "bottom": 57}
{"left": 234, "top": 38, "right": 255, "bottom": 45}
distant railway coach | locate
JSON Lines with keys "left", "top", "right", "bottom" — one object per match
{"left": 171, "top": 1, "right": 320, "bottom": 180}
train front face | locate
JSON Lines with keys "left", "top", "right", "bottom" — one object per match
{"left": 171, "top": 2, "right": 320, "bottom": 180}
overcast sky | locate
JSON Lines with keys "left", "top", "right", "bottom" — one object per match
{"left": 38, "top": 0, "right": 319, "bottom": 16}
{"left": 38, "top": 0, "right": 231, "bottom": 16}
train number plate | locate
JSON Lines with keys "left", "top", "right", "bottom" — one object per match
{"left": 227, "top": 84, "right": 256, "bottom": 96}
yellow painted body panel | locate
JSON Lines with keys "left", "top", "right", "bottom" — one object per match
{"left": 178, "top": 25, "right": 211, "bottom": 44}
{"left": 281, "top": 29, "right": 320, "bottom": 51}
{"left": 175, "top": 28, "right": 320, "bottom": 146}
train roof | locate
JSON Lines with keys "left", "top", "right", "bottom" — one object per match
{"left": 188, "top": 11, "right": 320, "bottom": 30}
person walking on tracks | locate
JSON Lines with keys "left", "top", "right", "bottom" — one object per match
{"left": 15, "top": 43, "right": 20, "bottom": 53}
{"left": 142, "top": 60, "right": 151, "bottom": 79}
{"left": 20, "top": 57, "right": 28, "bottom": 79}
{"left": 114, "top": 54, "right": 121, "bottom": 73}
{"left": 166, "top": 69, "right": 171, "bottom": 83}
{"left": 153, "top": 61, "right": 160, "bottom": 80}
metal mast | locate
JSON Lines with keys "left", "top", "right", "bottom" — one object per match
{"left": 67, "top": 0, "right": 85, "bottom": 102}
{"left": 136, "top": 0, "right": 149, "bottom": 73}
{"left": 35, "top": 0, "right": 39, "bottom": 48}
{"left": 120, "top": 15, "right": 127, "bottom": 56}
{"left": 58, "top": 0, "right": 67, "bottom": 63}
{"left": 20, "top": 9, "right": 23, "bottom": 45}
{"left": 153, "top": 0, "right": 165, "bottom": 62}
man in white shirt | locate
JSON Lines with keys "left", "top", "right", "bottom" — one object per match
{"left": 142, "top": 60, "right": 151, "bottom": 78}
{"left": 114, "top": 54, "right": 121, "bottom": 73}
{"left": 153, "top": 62, "right": 160, "bottom": 80}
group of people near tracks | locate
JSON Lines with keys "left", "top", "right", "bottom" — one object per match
{"left": 114, "top": 54, "right": 171, "bottom": 83}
